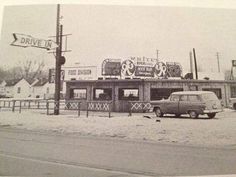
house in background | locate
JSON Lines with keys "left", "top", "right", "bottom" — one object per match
{"left": 5, "top": 78, "right": 31, "bottom": 98}
{"left": 0, "top": 80, "right": 7, "bottom": 97}
{"left": 31, "top": 78, "right": 54, "bottom": 99}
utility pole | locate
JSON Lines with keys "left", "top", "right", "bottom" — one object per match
{"left": 54, "top": 4, "right": 61, "bottom": 115}
{"left": 156, "top": 50, "right": 159, "bottom": 62}
{"left": 193, "top": 48, "right": 198, "bottom": 80}
{"left": 216, "top": 52, "right": 220, "bottom": 73}
{"left": 189, "top": 51, "right": 193, "bottom": 74}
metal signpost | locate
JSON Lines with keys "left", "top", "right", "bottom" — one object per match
{"left": 11, "top": 4, "right": 69, "bottom": 115}
{"left": 54, "top": 4, "right": 62, "bottom": 115}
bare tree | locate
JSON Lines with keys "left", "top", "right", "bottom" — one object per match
{"left": 2, "top": 59, "right": 46, "bottom": 81}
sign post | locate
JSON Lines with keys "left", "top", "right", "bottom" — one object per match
{"left": 54, "top": 4, "right": 62, "bottom": 115}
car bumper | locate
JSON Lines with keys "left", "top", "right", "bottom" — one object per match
{"left": 203, "top": 109, "right": 223, "bottom": 113}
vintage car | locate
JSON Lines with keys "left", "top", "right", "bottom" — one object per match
{"left": 229, "top": 98, "right": 236, "bottom": 110}
{"left": 151, "top": 91, "right": 223, "bottom": 118}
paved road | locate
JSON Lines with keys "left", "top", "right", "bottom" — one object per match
{"left": 0, "top": 128, "right": 236, "bottom": 177}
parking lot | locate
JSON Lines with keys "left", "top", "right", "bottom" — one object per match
{"left": 0, "top": 108, "right": 236, "bottom": 148}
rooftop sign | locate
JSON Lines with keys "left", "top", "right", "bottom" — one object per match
{"left": 11, "top": 33, "right": 58, "bottom": 50}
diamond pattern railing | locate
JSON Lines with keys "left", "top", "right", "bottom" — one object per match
{"left": 0, "top": 99, "right": 114, "bottom": 118}
{"left": 86, "top": 101, "right": 112, "bottom": 118}
{"left": 129, "top": 101, "right": 152, "bottom": 116}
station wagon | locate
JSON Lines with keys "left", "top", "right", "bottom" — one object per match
{"left": 151, "top": 91, "right": 223, "bottom": 118}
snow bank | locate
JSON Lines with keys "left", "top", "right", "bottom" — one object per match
{"left": 0, "top": 109, "right": 236, "bottom": 147}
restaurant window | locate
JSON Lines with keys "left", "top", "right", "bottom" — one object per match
{"left": 118, "top": 88, "right": 139, "bottom": 100}
{"left": 150, "top": 88, "right": 183, "bottom": 100}
{"left": 202, "top": 88, "right": 222, "bottom": 99}
{"left": 230, "top": 86, "right": 236, "bottom": 98}
{"left": 93, "top": 88, "right": 112, "bottom": 100}
{"left": 71, "top": 88, "right": 87, "bottom": 99}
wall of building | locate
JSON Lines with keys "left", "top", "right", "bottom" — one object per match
{"left": 31, "top": 83, "right": 55, "bottom": 99}
{"left": 0, "top": 81, "right": 6, "bottom": 96}
{"left": 66, "top": 79, "right": 236, "bottom": 112}
{"left": 12, "top": 79, "right": 31, "bottom": 98}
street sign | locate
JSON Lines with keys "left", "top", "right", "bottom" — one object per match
{"left": 49, "top": 69, "right": 65, "bottom": 83}
{"left": 11, "top": 33, "right": 58, "bottom": 50}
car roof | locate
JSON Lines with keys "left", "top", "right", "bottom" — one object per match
{"left": 171, "top": 91, "right": 214, "bottom": 95}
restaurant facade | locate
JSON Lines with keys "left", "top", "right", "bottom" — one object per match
{"left": 65, "top": 79, "right": 236, "bottom": 112}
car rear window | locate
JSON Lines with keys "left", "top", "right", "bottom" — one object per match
{"left": 201, "top": 93, "right": 218, "bottom": 101}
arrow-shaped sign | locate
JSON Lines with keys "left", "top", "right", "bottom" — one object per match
{"left": 11, "top": 33, "right": 58, "bottom": 50}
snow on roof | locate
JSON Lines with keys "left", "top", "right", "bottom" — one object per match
{"left": 32, "top": 78, "right": 48, "bottom": 87}
{"left": 5, "top": 78, "right": 22, "bottom": 86}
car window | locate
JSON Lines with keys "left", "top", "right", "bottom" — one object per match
{"left": 188, "top": 95, "right": 201, "bottom": 102}
{"left": 170, "top": 95, "right": 180, "bottom": 101}
{"left": 180, "top": 95, "right": 188, "bottom": 101}
{"left": 201, "top": 93, "right": 218, "bottom": 101}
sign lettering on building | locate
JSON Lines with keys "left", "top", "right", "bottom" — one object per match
{"left": 102, "top": 57, "right": 182, "bottom": 79}
{"left": 64, "top": 66, "right": 97, "bottom": 80}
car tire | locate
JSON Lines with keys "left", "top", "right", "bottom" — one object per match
{"left": 189, "top": 110, "right": 198, "bottom": 119}
{"left": 233, "top": 104, "right": 236, "bottom": 110}
{"left": 155, "top": 108, "right": 163, "bottom": 117}
{"left": 207, "top": 113, "right": 216, "bottom": 119}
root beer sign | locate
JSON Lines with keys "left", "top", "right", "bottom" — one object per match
{"left": 102, "top": 59, "right": 121, "bottom": 76}
{"left": 102, "top": 57, "right": 182, "bottom": 78}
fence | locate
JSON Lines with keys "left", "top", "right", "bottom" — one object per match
{"left": 128, "top": 101, "right": 152, "bottom": 116}
{"left": 86, "top": 101, "right": 113, "bottom": 118}
{"left": 0, "top": 99, "right": 81, "bottom": 117}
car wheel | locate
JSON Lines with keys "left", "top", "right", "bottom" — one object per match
{"left": 233, "top": 104, "right": 236, "bottom": 110}
{"left": 155, "top": 108, "right": 163, "bottom": 117}
{"left": 189, "top": 110, "right": 198, "bottom": 119}
{"left": 207, "top": 113, "right": 216, "bottom": 119}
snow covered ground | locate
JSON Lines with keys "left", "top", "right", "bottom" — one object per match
{"left": 0, "top": 109, "right": 236, "bottom": 147}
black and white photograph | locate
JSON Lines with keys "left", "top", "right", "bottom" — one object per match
{"left": 0, "top": 0, "right": 236, "bottom": 176}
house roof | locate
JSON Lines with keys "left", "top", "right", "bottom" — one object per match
{"left": 33, "top": 78, "right": 48, "bottom": 87}
{"left": 25, "top": 78, "right": 38, "bottom": 85}
{"left": 5, "top": 78, "right": 23, "bottom": 87}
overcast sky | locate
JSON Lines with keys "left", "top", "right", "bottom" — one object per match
{"left": 1, "top": 1, "right": 236, "bottom": 75}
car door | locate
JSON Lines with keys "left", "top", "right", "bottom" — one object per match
{"left": 165, "top": 94, "right": 180, "bottom": 114}
{"left": 179, "top": 95, "right": 189, "bottom": 114}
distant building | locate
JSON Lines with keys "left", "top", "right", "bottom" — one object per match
{"left": 31, "top": 78, "right": 54, "bottom": 99}
{"left": 5, "top": 78, "right": 31, "bottom": 98}
{"left": 196, "top": 72, "right": 225, "bottom": 80}
{"left": 0, "top": 80, "right": 7, "bottom": 97}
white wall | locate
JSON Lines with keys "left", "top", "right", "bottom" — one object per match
{"left": 0, "top": 81, "right": 6, "bottom": 95}
{"left": 32, "top": 82, "right": 55, "bottom": 99}
{"left": 12, "top": 79, "right": 31, "bottom": 98}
